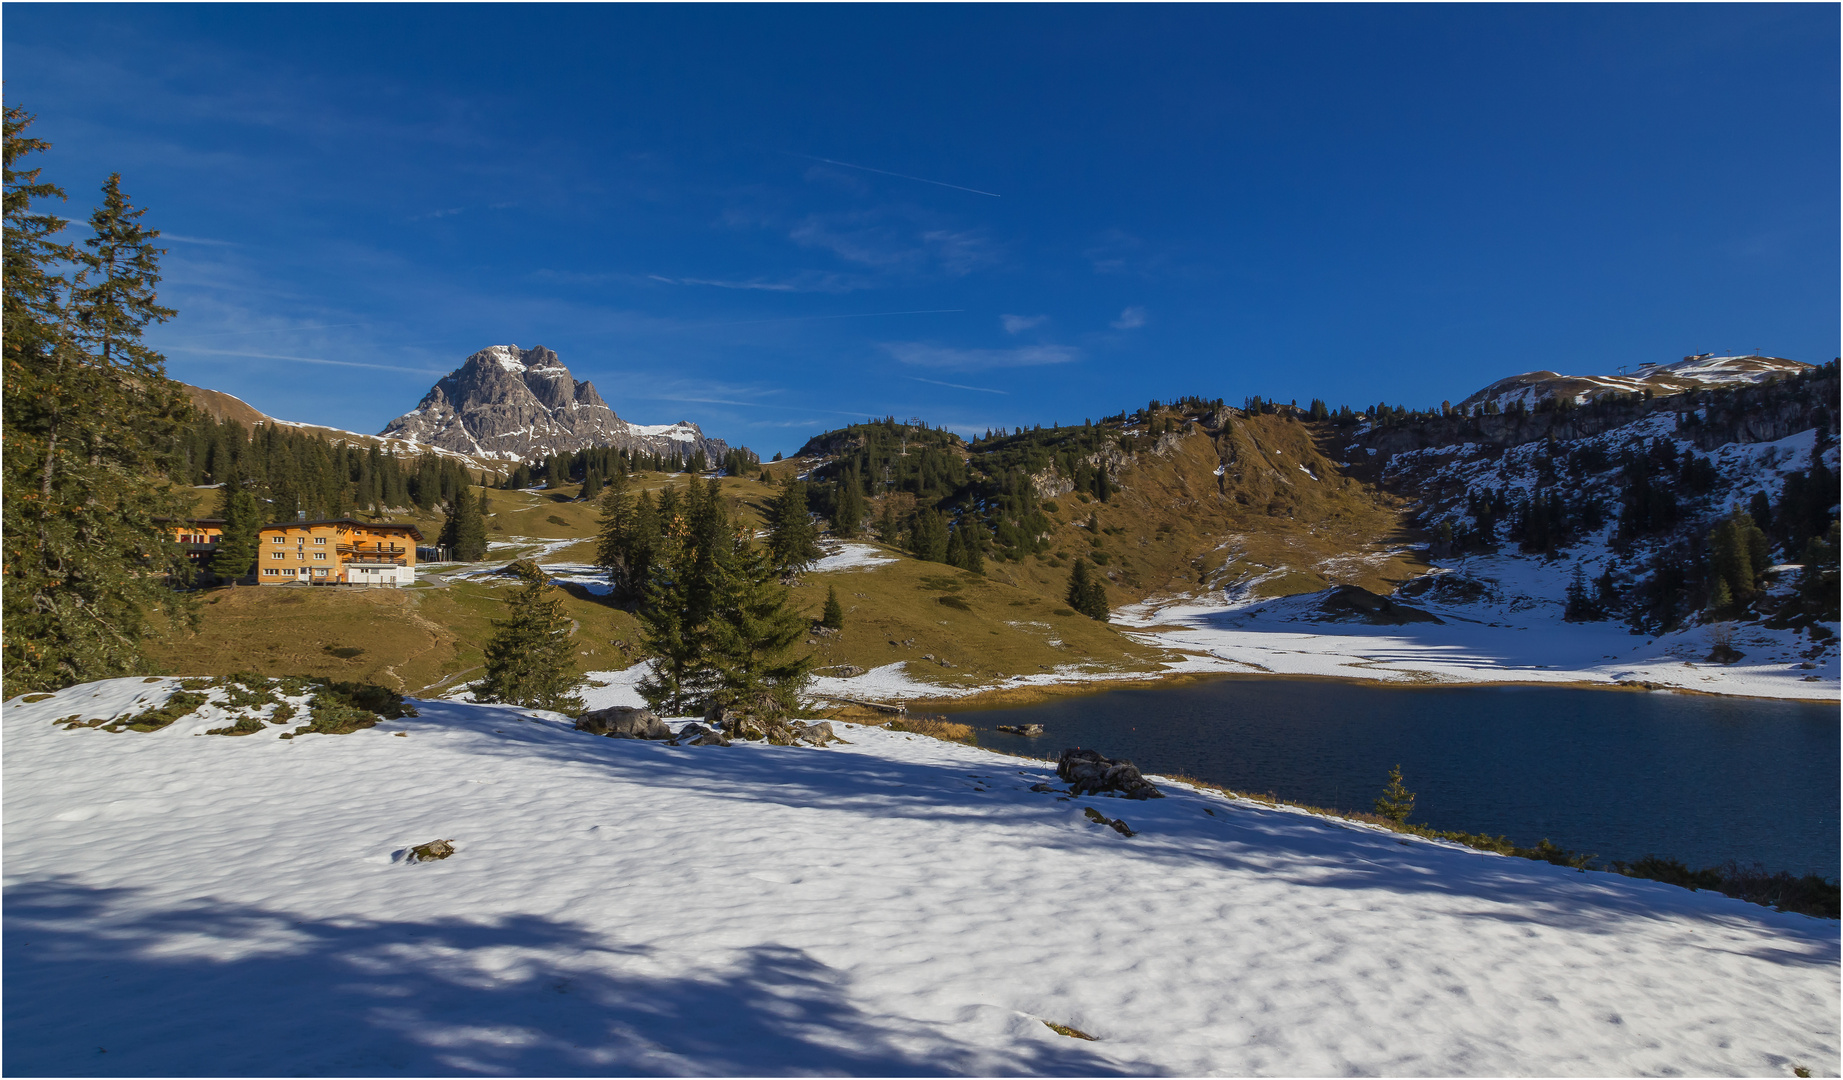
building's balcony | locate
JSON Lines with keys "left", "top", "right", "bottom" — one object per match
{"left": 337, "top": 543, "right": 408, "bottom": 555}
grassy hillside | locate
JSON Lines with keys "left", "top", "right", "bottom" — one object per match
{"left": 971, "top": 412, "right": 1427, "bottom": 606}
{"left": 152, "top": 405, "right": 1435, "bottom": 700}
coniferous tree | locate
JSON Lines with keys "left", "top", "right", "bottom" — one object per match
{"left": 213, "top": 475, "right": 262, "bottom": 583}
{"left": 908, "top": 507, "right": 949, "bottom": 562}
{"left": 831, "top": 467, "right": 867, "bottom": 538}
{"left": 1374, "top": 765, "right": 1416, "bottom": 824}
{"left": 1563, "top": 563, "right": 1599, "bottom": 622}
{"left": 440, "top": 485, "right": 488, "bottom": 561}
{"left": 1798, "top": 521, "right": 1840, "bottom": 620}
{"left": 637, "top": 478, "right": 732, "bottom": 713}
{"left": 706, "top": 539, "right": 815, "bottom": 716}
{"left": 475, "top": 560, "right": 584, "bottom": 713}
{"left": 594, "top": 469, "right": 638, "bottom": 593}
{"left": 767, "top": 478, "right": 821, "bottom": 574}
{"left": 1066, "top": 557, "right": 1109, "bottom": 620}
{"left": 1707, "top": 509, "right": 1771, "bottom": 612}
{"left": 875, "top": 498, "right": 903, "bottom": 545}
{"left": 636, "top": 545, "right": 702, "bottom": 715}
{"left": 2, "top": 115, "right": 195, "bottom": 695}
{"left": 820, "top": 585, "right": 845, "bottom": 631}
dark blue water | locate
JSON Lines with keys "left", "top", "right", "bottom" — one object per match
{"left": 948, "top": 679, "right": 1840, "bottom": 878}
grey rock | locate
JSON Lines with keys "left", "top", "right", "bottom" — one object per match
{"left": 673, "top": 723, "right": 732, "bottom": 747}
{"left": 576, "top": 706, "right": 671, "bottom": 740}
{"left": 998, "top": 723, "right": 1045, "bottom": 736}
{"left": 379, "top": 344, "right": 730, "bottom": 464}
{"left": 791, "top": 720, "right": 844, "bottom": 747}
{"left": 1056, "top": 747, "right": 1164, "bottom": 800}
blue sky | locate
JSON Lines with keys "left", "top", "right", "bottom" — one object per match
{"left": 8, "top": 4, "right": 1837, "bottom": 456}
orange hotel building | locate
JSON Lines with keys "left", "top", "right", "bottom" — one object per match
{"left": 170, "top": 516, "right": 423, "bottom": 586}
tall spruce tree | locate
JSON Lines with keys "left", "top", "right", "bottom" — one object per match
{"left": 213, "top": 475, "right": 262, "bottom": 583}
{"left": 706, "top": 539, "right": 815, "bottom": 716}
{"left": 820, "top": 585, "right": 845, "bottom": 631}
{"left": 594, "top": 469, "right": 638, "bottom": 594}
{"left": 1707, "top": 509, "right": 1771, "bottom": 612}
{"left": 2, "top": 112, "right": 195, "bottom": 695}
{"left": 1066, "top": 557, "right": 1109, "bottom": 620}
{"left": 637, "top": 477, "right": 732, "bottom": 713}
{"left": 767, "top": 477, "right": 821, "bottom": 575}
{"left": 440, "top": 485, "right": 488, "bottom": 561}
{"left": 475, "top": 560, "right": 584, "bottom": 713}
{"left": 908, "top": 507, "right": 949, "bottom": 562}
{"left": 831, "top": 467, "right": 866, "bottom": 538}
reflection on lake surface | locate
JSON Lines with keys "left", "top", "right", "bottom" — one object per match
{"left": 949, "top": 679, "right": 1840, "bottom": 878}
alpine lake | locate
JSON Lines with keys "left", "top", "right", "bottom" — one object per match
{"left": 947, "top": 679, "right": 1840, "bottom": 879}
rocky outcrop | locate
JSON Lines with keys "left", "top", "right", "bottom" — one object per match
{"left": 1317, "top": 585, "right": 1443, "bottom": 626}
{"left": 576, "top": 706, "right": 672, "bottom": 739}
{"left": 1056, "top": 748, "right": 1164, "bottom": 800}
{"left": 379, "top": 344, "right": 731, "bottom": 463}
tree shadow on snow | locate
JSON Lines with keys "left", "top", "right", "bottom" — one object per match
{"left": 402, "top": 703, "right": 1841, "bottom": 951}
{"left": 3, "top": 877, "right": 1134, "bottom": 1078}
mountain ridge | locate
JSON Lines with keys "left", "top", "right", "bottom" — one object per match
{"left": 379, "top": 344, "right": 730, "bottom": 464}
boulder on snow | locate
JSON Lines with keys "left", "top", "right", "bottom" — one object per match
{"left": 1316, "top": 585, "right": 1443, "bottom": 626}
{"left": 672, "top": 722, "right": 731, "bottom": 747}
{"left": 1056, "top": 747, "right": 1164, "bottom": 800}
{"left": 702, "top": 701, "right": 843, "bottom": 748}
{"left": 407, "top": 839, "right": 454, "bottom": 863}
{"left": 576, "top": 706, "right": 671, "bottom": 739}
{"left": 791, "top": 720, "right": 845, "bottom": 747}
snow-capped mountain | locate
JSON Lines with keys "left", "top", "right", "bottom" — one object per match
{"left": 1458, "top": 354, "right": 1812, "bottom": 415}
{"left": 378, "top": 345, "right": 730, "bottom": 462}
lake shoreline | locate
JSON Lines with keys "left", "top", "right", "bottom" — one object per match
{"left": 905, "top": 665, "right": 1837, "bottom": 713}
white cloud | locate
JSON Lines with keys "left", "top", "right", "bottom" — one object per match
{"left": 883, "top": 342, "right": 1080, "bottom": 371}
{"left": 1001, "top": 314, "right": 1048, "bottom": 334}
{"left": 1112, "top": 306, "right": 1147, "bottom": 330}
{"left": 788, "top": 210, "right": 998, "bottom": 278}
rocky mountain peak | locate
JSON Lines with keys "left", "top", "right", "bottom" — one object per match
{"left": 379, "top": 344, "right": 729, "bottom": 463}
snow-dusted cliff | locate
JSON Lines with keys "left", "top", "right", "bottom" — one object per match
{"left": 379, "top": 344, "right": 729, "bottom": 463}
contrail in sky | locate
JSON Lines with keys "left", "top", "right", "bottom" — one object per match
{"left": 181, "top": 323, "right": 366, "bottom": 338}
{"left": 906, "top": 376, "right": 1007, "bottom": 395}
{"left": 710, "top": 308, "right": 963, "bottom": 327}
{"left": 786, "top": 152, "right": 1000, "bottom": 197}
{"left": 170, "top": 346, "right": 442, "bottom": 375}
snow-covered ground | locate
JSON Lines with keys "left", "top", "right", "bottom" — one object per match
{"left": 810, "top": 542, "right": 900, "bottom": 573}
{"left": 1116, "top": 548, "right": 1840, "bottom": 701}
{"left": 5, "top": 678, "right": 1837, "bottom": 1076}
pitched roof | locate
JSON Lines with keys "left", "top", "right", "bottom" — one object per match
{"left": 257, "top": 518, "right": 425, "bottom": 541}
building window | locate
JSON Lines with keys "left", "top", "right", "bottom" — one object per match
{"left": 314, "top": 553, "right": 327, "bottom": 560}
{"left": 314, "top": 537, "right": 327, "bottom": 544}
{"left": 272, "top": 536, "right": 283, "bottom": 543}
{"left": 272, "top": 551, "right": 285, "bottom": 559}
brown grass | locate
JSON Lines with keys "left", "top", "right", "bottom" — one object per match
{"left": 884, "top": 717, "right": 976, "bottom": 744}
